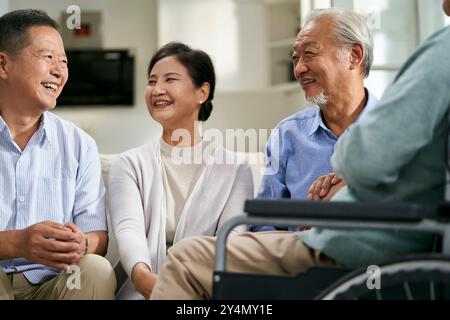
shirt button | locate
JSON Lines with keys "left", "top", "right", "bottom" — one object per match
{"left": 18, "top": 196, "right": 25, "bottom": 203}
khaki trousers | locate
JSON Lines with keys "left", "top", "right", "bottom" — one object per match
{"left": 0, "top": 254, "right": 116, "bottom": 300}
{"left": 151, "top": 231, "right": 339, "bottom": 299}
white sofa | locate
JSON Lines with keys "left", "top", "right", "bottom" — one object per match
{"left": 99, "top": 153, "right": 265, "bottom": 288}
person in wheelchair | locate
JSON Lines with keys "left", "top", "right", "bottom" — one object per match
{"left": 150, "top": 1, "right": 450, "bottom": 299}
{"left": 250, "top": 8, "right": 377, "bottom": 233}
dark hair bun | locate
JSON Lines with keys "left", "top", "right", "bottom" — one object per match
{"left": 199, "top": 100, "right": 213, "bottom": 122}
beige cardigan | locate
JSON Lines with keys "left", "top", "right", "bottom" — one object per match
{"left": 108, "top": 140, "right": 253, "bottom": 299}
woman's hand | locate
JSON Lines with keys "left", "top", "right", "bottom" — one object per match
{"left": 131, "top": 262, "right": 158, "bottom": 300}
{"left": 308, "top": 173, "right": 346, "bottom": 201}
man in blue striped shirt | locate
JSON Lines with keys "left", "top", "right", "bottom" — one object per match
{"left": 0, "top": 9, "right": 115, "bottom": 299}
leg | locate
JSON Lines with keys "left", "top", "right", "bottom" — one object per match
{"left": 32, "top": 254, "right": 116, "bottom": 300}
{"left": 151, "top": 231, "right": 331, "bottom": 299}
{"left": 0, "top": 268, "right": 14, "bottom": 300}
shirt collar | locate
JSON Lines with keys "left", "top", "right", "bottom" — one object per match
{"left": 308, "top": 108, "right": 329, "bottom": 137}
{"left": 0, "top": 112, "right": 54, "bottom": 146}
{"left": 0, "top": 114, "right": 7, "bottom": 133}
{"left": 353, "top": 88, "right": 378, "bottom": 122}
{"left": 308, "top": 88, "right": 378, "bottom": 137}
{"left": 40, "top": 112, "right": 55, "bottom": 146}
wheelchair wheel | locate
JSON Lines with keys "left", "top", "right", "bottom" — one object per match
{"left": 317, "top": 256, "right": 450, "bottom": 300}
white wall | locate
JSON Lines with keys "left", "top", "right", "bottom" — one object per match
{"left": 0, "top": 0, "right": 9, "bottom": 14}
{"left": 159, "top": 0, "right": 268, "bottom": 91}
{"left": 418, "top": 0, "right": 448, "bottom": 41}
{"left": 206, "top": 89, "right": 303, "bottom": 152}
{"left": 9, "top": 0, "right": 306, "bottom": 154}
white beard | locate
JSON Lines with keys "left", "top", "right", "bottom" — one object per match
{"left": 306, "top": 90, "right": 328, "bottom": 108}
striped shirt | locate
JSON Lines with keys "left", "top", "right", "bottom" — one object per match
{"left": 0, "top": 111, "right": 106, "bottom": 284}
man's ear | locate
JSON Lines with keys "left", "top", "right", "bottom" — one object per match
{"left": 0, "top": 52, "right": 9, "bottom": 79}
{"left": 349, "top": 43, "right": 365, "bottom": 72}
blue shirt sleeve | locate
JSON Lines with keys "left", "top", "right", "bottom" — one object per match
{"left": 72, "top": 137, "right": 107, "bottom": 232}
{"left": 250, "top": 129, "right": 292, "bottom": 232}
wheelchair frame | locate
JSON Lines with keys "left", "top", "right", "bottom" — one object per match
{"left": 213, "top": 199, "right": 450, "bottom": 300}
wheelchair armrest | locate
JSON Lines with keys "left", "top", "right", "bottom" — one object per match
{"left": 438, "top": 202, "right": 450, "bottom": 219}
{"left": 244, "top": 199, "right": 426, "bottom": 222}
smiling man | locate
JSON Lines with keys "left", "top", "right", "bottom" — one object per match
{"left": 0, "top": 9, "right": 115, "bottom": 299}
{"left": 251, "top": 8, "right": 377, "bottom": 232}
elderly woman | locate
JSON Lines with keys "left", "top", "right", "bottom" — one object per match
{"left": 108, "top": 42, "right": 254, "bottom": 299}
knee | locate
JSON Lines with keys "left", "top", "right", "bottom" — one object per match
{"left": 170, "top": 237, "right": 198, "bottom": 254}
{"left": 168, "top": 236, "right": 215, "bottom": 262}
{"left": 78, "top": 254, "right": 116, "bottom": 299}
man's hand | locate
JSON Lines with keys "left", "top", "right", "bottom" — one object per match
{"left": 15, "top": 220, "right": 80, "bottom": 270}
{"left": 64, "top": 222, "right": 88, "bottom": 265}
{"left": 131, "top": 262, "right": 158, "bottom": 300}
{"left": 322, "top": 179, "right": 347, "bottom": 201}
{"left": 308, "top": 173, "right": 346, "bottom": 201}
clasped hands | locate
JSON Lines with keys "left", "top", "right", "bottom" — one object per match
{"left": 15, "top": 221, "right": 87, "bottom": 271}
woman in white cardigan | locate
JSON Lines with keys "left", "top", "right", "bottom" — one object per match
{"left": 108, "top": 42, "right": 254, "bottom": 300}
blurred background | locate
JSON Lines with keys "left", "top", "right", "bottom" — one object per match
{"left": 1, "top": 0, "right": 449, "bottom": 154}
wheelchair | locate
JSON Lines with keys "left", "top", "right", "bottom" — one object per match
{"left": 212, "top": 199, "right": 450, "bottom": 300}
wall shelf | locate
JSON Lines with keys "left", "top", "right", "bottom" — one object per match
{"left": 266, "top": 0, "right": 300, "bottom": 87}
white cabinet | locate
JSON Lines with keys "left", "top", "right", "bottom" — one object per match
{"left": 158, "top": 0, "right": 300, "bottom": 92}
{"left": 265, "top": 0, "right": 301, "bottom": 88}
{"left": 0, "top": 0, "right": 9, "bottom": 15}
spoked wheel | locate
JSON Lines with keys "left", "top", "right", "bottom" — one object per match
{"left": 317, "top": 256, "right": 450, "bottom": 300}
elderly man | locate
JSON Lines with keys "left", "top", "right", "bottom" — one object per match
{"left": 303, "top": 0, "right": 450, "bottom": 265}
{"left": 250, "top": 8, "right": 377, "bottom": 232}
{"left": 150, "top": 0, "right": 450, "bottom": 299}
{"left": 0, "top": 9, "right": 115, "bottom": 299}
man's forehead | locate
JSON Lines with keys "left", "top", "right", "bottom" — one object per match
{"left": 292, "top": 35, "right": 322, "bottom": 55}
{"left": 26, "top": 42, "right": 66, "bottom": 56}
{"left": 25, "top": 27, "right": 66, "bottom": 53}
{"left": 26, "top": 26, "right": 63, "bottom": 44}
{"left": 294, "top": 38, "right": 320, "bottom": 49}
{"left": 293, "top": 18, "right": 334, "bottom": 50}
{"left": 297, "top": 16, "right": 333, "bottom": 38}
{"left": 299, "top": 19, "right": 318, "bottom": 34}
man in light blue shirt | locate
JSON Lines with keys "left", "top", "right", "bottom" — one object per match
{"left": 0, "top": 9, "right": 115, "bottom": 299}
{"left": 251, "top": 7, "right": 377, "bottom": 232}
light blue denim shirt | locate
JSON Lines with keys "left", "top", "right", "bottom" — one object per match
{"left": 252, "top": 89, "right": 378, "bottom": 232}
{"left": 0, "top": 111, "right": 106, "bottom": 284}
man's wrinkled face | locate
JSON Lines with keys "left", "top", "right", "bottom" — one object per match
{"left": 4, "top": 25, "right": 68, "bottom": 112}
{"left": 292, "top": 16, "right": 352, "bottom": 107}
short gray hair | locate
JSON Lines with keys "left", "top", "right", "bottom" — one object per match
{"left": 303, "top": 8, "right": 374, "bottom": 78}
